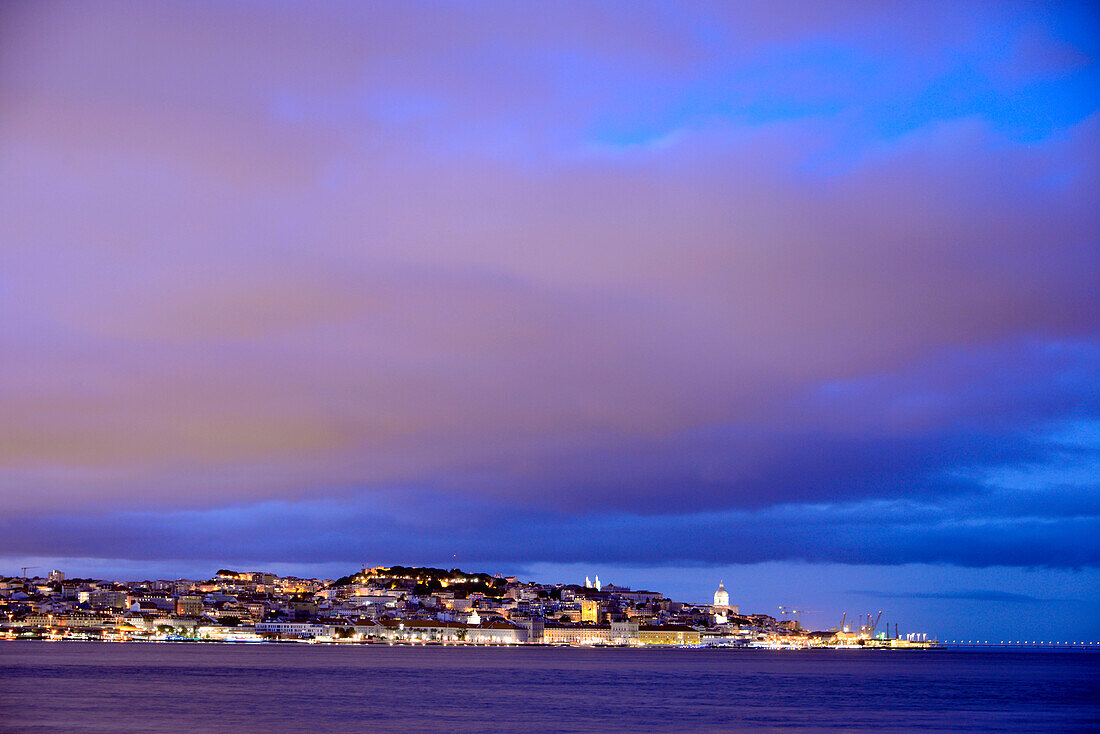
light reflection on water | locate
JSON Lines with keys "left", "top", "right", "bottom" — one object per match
{"left": 0, "top": 641, "right": 1096, "bottom": 732}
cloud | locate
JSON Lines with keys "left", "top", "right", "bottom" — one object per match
{"left": 847, "top": 589, "right": 1074, "bottom": 603}
{"left": 0, "top": 1, "right": 1096, "bottom": 570}
{"left": 2, "top": 472, "right": 1097, "bottom": 569}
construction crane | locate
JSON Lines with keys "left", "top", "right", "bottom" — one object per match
{"left": 20, "top": 566, "right": 39, "bottom": 579}
{"left": 779, "top": 606, "right": 823, "bottom": 629}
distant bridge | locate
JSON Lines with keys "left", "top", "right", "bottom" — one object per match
{"left": 943, "top": 640, "right": 1098, "bottom": 648}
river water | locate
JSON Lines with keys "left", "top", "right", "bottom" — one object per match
{"left": 1, "top": 641, "right": 1096, "bottom": 732}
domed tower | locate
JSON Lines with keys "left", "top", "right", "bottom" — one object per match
{"left": 713, "top": 580, "right": 730, "bottom": 611}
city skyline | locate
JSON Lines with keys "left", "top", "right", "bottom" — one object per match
{"left": 5, "top": 563, "right": 958, "bottom": 649}
{"left": 1, "top": 1, "right": 1098, "bottom": 643}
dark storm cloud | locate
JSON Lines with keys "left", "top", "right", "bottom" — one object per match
{"left": 1, "top": 479, "right": 1097, "bottom": 569}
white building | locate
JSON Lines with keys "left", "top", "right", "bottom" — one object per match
{"left": 466, "top": 622, "right": 528, "bottom": 644}
{"left": 714, "top": 580, "right": 729, "bottom": 608}
{"left": 712, "top": 581, "right": 738, "bottom": 620}
{"left": 254, "top": 621, "right": 327, "bottom": 637}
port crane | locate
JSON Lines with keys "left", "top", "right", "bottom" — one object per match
{"left": 853, "top": 611, "right": 884, "bottom": 635}
{"left": 837, "top": 611, "right": 885, "bottom": 636}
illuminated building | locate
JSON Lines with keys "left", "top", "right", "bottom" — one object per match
{"left": 713, "top": 581, "right": 729, "bottom": 610}
{"left": 638, "top": 625, "right": 701, "bottom": 646}
{"left": 711, "top": 581, "right": 738, "bottom": 618}
{"left": 543, "top": 624, "right": 615, "bottom": 645}
{"left": 466, "top": 621, "right": 528, "bottom": 644}
{"left": 255, "top": 621, "right": 327, "bottom": 637}
{"left": 580, "top": 599, "right": 599, "bottom": 623}
{"left": 176, "top": 595, "right": 204, "bottom": 616}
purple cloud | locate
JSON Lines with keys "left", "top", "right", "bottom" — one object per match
{"left": 0, "top": 1, "right": 1096, "bottom": 575}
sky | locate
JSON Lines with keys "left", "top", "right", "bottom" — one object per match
{"left": 0, "top": 1, "right": 1097, "bottom": 641}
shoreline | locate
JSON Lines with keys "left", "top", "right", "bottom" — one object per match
{"left": 0, "top": 635, "right": 963, "bottom": 650}
{"left": 5, "top": 637, "right": 1100, "bottom": 652}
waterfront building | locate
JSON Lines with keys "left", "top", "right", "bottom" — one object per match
{"left": 610, "top": 620, "right": 640, "bottom": 645}
{"left": 24, "top": 612, "right": 113, "bottom": 630}
{"left": 466, "top": 621, "right": 528, "bottom": 644}
{"left": 522, "top": 618, "right": 544, "bottom": 643}
{"left": 197, "top": 625, "right": 262, "bottom": 642}
{"left": 639, "top": 624, "right": 701, "bottom": 646}
{"left": 543, "top": 623, "right": 615, "bottom": 645}
{"left": 255, "top": 621, "right": 327, "bottom": 637}
{"left": 375, "top": 619, "right": 468, "bottom": 642}
{"left": 151, "top": 615, "right": 198, "bottom": 632}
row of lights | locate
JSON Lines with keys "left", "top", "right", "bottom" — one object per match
{"left": 949, "top": 640, "right": 1097, "bottom": 645}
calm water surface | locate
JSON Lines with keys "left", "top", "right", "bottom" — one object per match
{"left": 1, "top": 641, "right": 1096, "bottom": 732}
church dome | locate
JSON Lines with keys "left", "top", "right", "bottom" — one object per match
{"left": 713, "top": 581, "right": 729, "bottom": 607}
